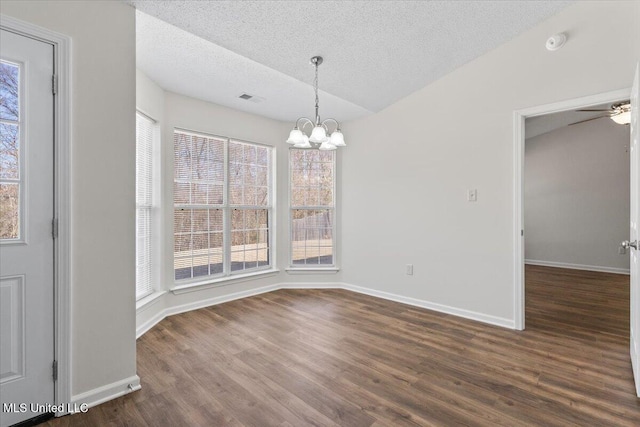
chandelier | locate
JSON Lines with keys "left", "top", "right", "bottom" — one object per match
{"left": 286, "top": 56, "right": 346, "bottom": 150}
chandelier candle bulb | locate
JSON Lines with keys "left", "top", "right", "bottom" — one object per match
{"left": 286, "top": 56, "right": 346, "bottom": 150}
{"left": 286, "top": 128, "right": 304, "bottom": 144}
{"left": 310, "top": 125, "right": 328, "bottom": 143}
{"left": 294, "top": 134, "right": 311, "bottom": 148}
{"left": 319, "top": 140, "right": 337, "bottom": 151}
{"left": 330, "top": 130, "right": 345, "bottom": 147}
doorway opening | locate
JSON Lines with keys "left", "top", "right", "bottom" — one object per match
{"left": 523, "top": 98, "right": 630, "bottom": 342}
{"left": 513, "top": 89, "right": 631, "bottom": 331}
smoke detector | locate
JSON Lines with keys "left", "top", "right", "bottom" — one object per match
{"left": 546, "top": 33, "right": 567, "bottom": 51}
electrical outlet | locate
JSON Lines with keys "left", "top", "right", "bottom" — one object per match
{"left": 467, "top": 189, "right": 477, "bottom": 202}
{"left": 406, "top": 264, "right": 413, "bottom": 275}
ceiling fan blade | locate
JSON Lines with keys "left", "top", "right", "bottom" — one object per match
{"left": 568, "top": 115, "right": 610, "bottom": 126}
{"left": 576, "top": 108, "right": 611, "bottom": 112}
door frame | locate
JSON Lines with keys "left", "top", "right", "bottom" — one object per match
{"left": 0, "top": 15, "right": 71, "bottom": 416}
{"left": 513, "top": 88, "right": 631, "bottom": 330}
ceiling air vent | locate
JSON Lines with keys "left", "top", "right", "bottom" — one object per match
{"left": 238, "top": 93, "right": 265, "bottom": 103}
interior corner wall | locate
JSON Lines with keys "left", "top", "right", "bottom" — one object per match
{"left": 136, "top": 69, "right": 164, "bottom": 122}
{"left": 1, "top": 0, "right": 137, "bottom": 398}
{"left": 524, "top": 118, "right": 630, "bottom": 272}
{"left": 135, "top": 65, "right": 344, "bottom": 336}
{"left": 159, "top": 91, "right": 289, "bottom": 317}
{"left": 136, "top": 88, "right": 341, "bottom": 327}
{"left": 340, "top": 1, "right": 639, "bottom": 325}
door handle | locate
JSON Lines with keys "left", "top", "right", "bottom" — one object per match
{"left": 622, "top": 240, "right": 638, "bottom": 250}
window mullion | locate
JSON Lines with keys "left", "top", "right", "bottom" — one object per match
{"left": 173, "top": 130, "right": 272, "bottom": 283}
{"left": 223, "top": 138, "right": 231, "bottom": 277}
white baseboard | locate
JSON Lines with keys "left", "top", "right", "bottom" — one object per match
{"left": 281, "top": 282, "right": 343, "bottom": 289}
{"left": 136, "top": 284, "right": 280, "bottom": 338}
{"left": 525, "top": 259, "right": 630, "bottom": 275}
{"left": 136, "top": 306, "right": 167, "bottom": 339}
{"left": 136, "top": 282, "right": 516, "bottom": 339}
{"left": 71, "top": 375, "right": 141, "bottom": 410}
{"left": 344, "top": 283, "right": 515, "bottom": 329}
{"left": 164, "top": 284, "right": 280, "bottom": 317}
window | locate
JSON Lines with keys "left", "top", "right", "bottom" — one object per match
{"left": 135, "top": 112, "right": 156, "bottom": 300}
{"left": 0, "top": 61, "right": 22, "bottom": 241}
{"left": 173, "top": 129, "right": 272, "bottom": 282}
{"left": 289, "top": 148, "right": 335, "bottom": 267}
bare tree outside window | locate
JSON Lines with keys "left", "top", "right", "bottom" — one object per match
{"left": 290, "top": 149, "right": 335, "bottom": 266}
{"left": 173, "top": 130, "right": 272, "bottom": 280}
{"left": 0, "top": 61, "right": 20, "bottom": 240}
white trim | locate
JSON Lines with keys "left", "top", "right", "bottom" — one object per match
{"left": 513, "top": 88, "right": 631, "bottom": 331}
{"left": 525, "top": 259, "right": 630, "bottom": 275}
{"left": 285, "top": 268, "right": 340, "bottom": 274}
{"left": 71, "top": 375, "right": 141, "bottom": 409}
{"left": 288, "top": 147, "right": 338, "bottom": 269}
{"left": 170, "top": 269, "right": 279, "bottom": 295}
{"left": 136, "top": 290, "right": 166, "bottom": 311}
{"left": 167, "top": 284, "right": 278, "bottom": 316}
{"left": 136, "top": 283, "right": 280, "bottom": 338}
{"left": 172, "top": 130, "right": 275, "bottom": 285}
{"left": 136, "top": 306, "right": 167, "bottom": 339}
{"left": 281, "top": 282, "right": 342, "bottom": 289}
{"left": 138, "top": 281, "right": 515, "bottom": 339}
{"left": 0, "top": 55, "right": 27, "bottom": 246}
{"left": 0, "top": 14, "right": 72, "bottom": 417}
{"left": 344, "top": 283, "right": 515, "bottom": 329}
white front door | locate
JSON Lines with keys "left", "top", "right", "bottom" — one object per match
{"left": 0, "top": 30, "right": 55, "bottom": 426}
{"left": 630, "top": 64, "right": 640, "bottom": 397}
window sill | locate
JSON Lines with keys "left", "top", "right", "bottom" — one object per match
{"left": 171, "top": 268, "right": 280, "bottom": 295}
{"left": 136, "top": 290, "right": 167, "bottom": 312}
{"left": 285, "top": 267, "right": 340, "bottom": 275}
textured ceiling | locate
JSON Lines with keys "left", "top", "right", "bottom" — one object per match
{"left": 129, "top": 0, "right": 572, "bottom": 122}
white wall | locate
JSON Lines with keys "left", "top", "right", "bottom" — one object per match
{"left": 340, "top": 1, "right": 640, "bottom": 325}
{"left": 4, "top": 0, "right": 636, "bottom": 412}
{"left": 136, "top": 1, "right": 639, "bottom": 332}
{"left": 136, "top": 69, "right": 164, "bottom": 122}
{"left": 525, "top": 117, "right": 630, "bottom": 273}
{"left": 1, "top": 0, "right": 137, "bottom": 399}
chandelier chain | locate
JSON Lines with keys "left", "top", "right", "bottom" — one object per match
{"left": 314, "top": 61, "right": 320, "bottom": 124}
{"left": 286, "top": 56, "right": 345, "bottom": 150}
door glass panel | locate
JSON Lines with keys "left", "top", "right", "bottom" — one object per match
{"left": 0, "top": 123, "right": 19, "bottom": 179}
{"left": 0, "top": 62, "right": 19, "bottom": 121}
{"left": 0, "top": 61, "right": 20, "bottom": 241}
{"left": 0, "top": 183, "right": 19, "bottom": 239}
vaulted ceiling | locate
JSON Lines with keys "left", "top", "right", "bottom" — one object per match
{"left": 128, "top": 0, "right": 572, "bottom": 122}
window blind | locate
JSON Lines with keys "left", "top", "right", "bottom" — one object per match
{"left": 289, "top": 149, "right": 335, "bottom": 266}
{"left": 173, "top": 130, "right": 272, "bottom": 281}
{"left": 136, "top": 112, "right": 155, "bottom": 299}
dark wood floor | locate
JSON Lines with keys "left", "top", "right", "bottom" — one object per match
{"left": 45, "top": 265, "right": 640, "bottom": 426}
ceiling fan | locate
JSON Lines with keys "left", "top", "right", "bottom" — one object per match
{"left": 571, "top": 101, "right": 631, "bottom": 126}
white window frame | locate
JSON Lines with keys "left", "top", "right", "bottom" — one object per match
{"left": 172, "top": 128, "right": 274, "bottom": 285}
{"left": 288, "top": 147, "right": 337, "bottom": 270}
{"left": 0, "top": 59, "right": 26, "bottom": 245}
{"left": 135, "top": 111, "right": 158, "bottom": 301}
